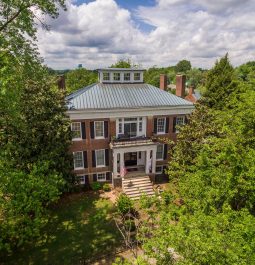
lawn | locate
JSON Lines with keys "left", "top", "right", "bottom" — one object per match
{"left": 3, "top": 192, "right": 122, "bottom": 265}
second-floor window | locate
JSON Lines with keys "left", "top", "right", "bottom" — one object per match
{"left": 71, "top": 122, "right": 81, "bottom": 139}
{"left": 113, "top": 73, "right": 120, "bottom": 81}
{"left": 118, "top": 117, "right": 144, "bottom": 138}
{"left": 157, "top": 118, "right": 166, "bottom": 134}
{"left": 94, "top": 121, "right": 104, "bottom": 139}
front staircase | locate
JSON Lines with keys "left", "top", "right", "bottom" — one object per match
{"left": 122, "top": 175, "right": 155, "bottom": 200}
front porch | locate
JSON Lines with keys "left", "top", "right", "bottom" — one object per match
{"left": 110, "top": 138, "right": 158, "bottom": 189}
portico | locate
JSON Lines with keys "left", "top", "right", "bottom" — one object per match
{"left": 110, "top": 138, "right": 158, "bottom": 182}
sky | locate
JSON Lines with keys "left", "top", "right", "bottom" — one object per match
{"left": 37, "top": 0, "right": 255, "bottom": 70}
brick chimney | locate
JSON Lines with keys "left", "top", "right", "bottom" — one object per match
{"left": 160, "top": 74, "right": 167, "bottom": 90}
{"left": 176, "top": 75, "right": 186, "bottom": 98}
{"left": 189, "top": 85, "right": 195, "bottom": 96}
{"left": 57, "top": 75, "right": 65, "bottom": 90}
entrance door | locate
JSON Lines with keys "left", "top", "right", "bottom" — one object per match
{"left": 124, "top": 152, "right": 137, "bottom": 167}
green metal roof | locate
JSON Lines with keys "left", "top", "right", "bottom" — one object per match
{"left": 66, "top": 83, "right": 193, "bottom": 110}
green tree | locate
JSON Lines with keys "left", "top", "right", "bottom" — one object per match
{"left": 110, "top": 59, "right": 133, "bottom": 68}
{"left": 65, "top": 68, "right": 97, "bottom": 93}
{"left": 202, "top": 54, "right": 240, "bottom": 109}
{"left": 175, "top": 59, "right": 191, "bottom": 73}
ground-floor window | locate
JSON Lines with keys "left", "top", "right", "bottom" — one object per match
{"left": 76, "top": 175, "right": 86, "bottom": 184}
{"left": 97, "top": 173, "right": 106, "bottom": 182}
{"left": 156, "top": 144, "right": 164, "bottom": 160}
{"left": 73, "top": 151, "right": 84, "bottom": 169}
{"left": 156, "top": 165, "right": 164, "bottom": 174}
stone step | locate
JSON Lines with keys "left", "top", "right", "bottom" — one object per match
{"left": 124, "top": 187, "right": 154, "bottom": 194}
{"left": 128, "top": 192, "right": 155, "bottom": 200}
{"left": 123, "top": 179, "right": 151, "bottom": 185}
{"left": 123, "top": 183, "right": 153, "bottom": 190}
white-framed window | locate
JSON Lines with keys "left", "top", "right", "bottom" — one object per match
{"left": 96, "top": 149, "right": 105, "bottom": 167}
{"left": 157, "top": 118, "right": 166, "bottom": 134}
{"left": 118, "top": 119, "right": 122, "bottom": 134}
{"left": 71, "top": 122, "right": 81, "bottom": 139}
{"left": 94, "top": 121, "right": 104, "bottom": 139}
{"left": 117, "top": 117, "right": 145, "bottom": 137}
{"left": 176, "top": 116, "right": 185, "bottom": 133}
{"left": 156, "top": 166, "right": 164, "bottom": 174}
{"left": 97, "top": 172, "right": 106, "bottom": 182}
{"left": 156, "top": 144, "right": 164, "bottom": 160}
{"left": 103, "top": 72, "right": 110, "bottom": 81}
{"left": 124, "top": 72, "right": 130, "bottom": 81}
{"left": 76, "top": 175, "right": 86, "bottom": 184}
{"left": 134, "top": 72, "right": 141, "bottom": 81}
{"left": 73, "top": 151, "right": 84, "bottom": 169}
{"left": 113, "top": 72, "right": 120, "bottom": 81}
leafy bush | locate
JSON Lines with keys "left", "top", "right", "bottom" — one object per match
{"left": 103, "top": 183, "right": 111, "bottom": 192}
{"left": 116, "top": 194, "right": 134, "bottom": 214}
{"left": 91, "top": 182, "right": 102, "bottom": 191}
{"left": 124, "top": 219, "right": 136, "bottom": 232}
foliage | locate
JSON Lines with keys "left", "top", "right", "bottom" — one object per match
{"left": 202, "top": 53, "right": 241, "bottom": 109}
{"left": 110, "top": 59, "right": 133, "bottom": 68}
{"left": 175, "top": 59, "right": 191, "bottom": 73}
{"left": 235, "top": 61, "right": 255, "bottom": 87}
{"left": 2, "top": 194, "right": 121, "bottom": 264}
{"left": 103, "top": 183, "right": 111, "bottom": 192}
{"left": 65, "top": 68, "right": 97, "bottom": 94}
{"left": 139, "top": 56, "right": 255, "bottom": 264}
{"left": 91, "top": 182, "right": 102, "bottom": 191}
{"left": 0, "top": 161, "right": 64, "bottom": 252}
{"left": 116, "top": 194, "right": 134, "bottom": 214}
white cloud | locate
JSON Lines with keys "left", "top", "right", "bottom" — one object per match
{"left": 37, "top": 0, "right": 255, "bottom": 69}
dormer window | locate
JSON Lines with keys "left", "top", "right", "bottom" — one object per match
{"left": 134, "top": 72, "right": 141, "bottom": 81}
{"left": 113, "top": 73, "right": 120, "bottom": 81}
{"left": 103, "top": 72, "right": 110, "bottom": 81}
{"left": 124, "top": 72, "right": 130, "bottom": 81}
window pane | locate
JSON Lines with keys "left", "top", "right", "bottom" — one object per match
{"left": 156, "top": 166, "right": 163, "bottom": 173}
{"left": 134, "top": 73, "right": 140, "bottom": 81}
{"left": 71, "top": 122, "right": 81, "bottom": 139}
{"left": 124, "top": 73, "right": 130, "bottom": 81}
{"left": 119, "top": 122, "right": 122, "bottom": 133}
{"left": 95, "top": 121, "right": 104, "bottom": 138}
{"left": 103, "top": 72, "right": 110, "bottom": 80}
{"left": 113, "top": 73, "right": 120, "bottom": 81}
{"left": 96, "top": 150, "right": 105, "bottom": 166}
{"left": 157, "top": 118, "right": 165, "bottom": 133}
{"left": 77, "top": 175, "right": 85, "bottom": 184}
{"left": 139, "top": 122, "right": 142, "bottom": 132}
{"left": 73, "top": 152, "right": 83, "bottom": 168}
{"left": 97, "top": 173, "right": 106, "bottom": 181}
{"left": 156, "top": 145, "right": 164, "bottom": 160}
{"left": 176, "top": 116, "right": 185, "bottom": 125}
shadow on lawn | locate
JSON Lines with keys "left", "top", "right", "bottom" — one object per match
{"left": 3, "top": 192, "right": 122, "bottom": 265}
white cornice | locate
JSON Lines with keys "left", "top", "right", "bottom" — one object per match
{"left": 66, "top": 105, "right": 194, "bottom": 120}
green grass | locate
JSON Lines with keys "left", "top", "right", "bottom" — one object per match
{"left": 3, "top": 192, "right": 121, "bottom": 265}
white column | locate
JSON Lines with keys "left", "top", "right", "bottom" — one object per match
{"left": 152, "top": 148, "right": 156, "bottom": 174}
{"left": 145, "top": 149, "right": 150, "bottom": 174}
{"left": 113, "top": 151, "right": 118, "bottom": 178}
{"left": 120, "top": 152, "right": 124, "bottom": 175}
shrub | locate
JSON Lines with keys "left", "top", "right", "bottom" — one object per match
{"left": 124, "top": 219, "right": 136, "bottom": 232}
{"left": 116, "top": 194, "right": 134, "bottom": 214}
{"left": 103, "top": 183, "right": 111, "bottom": 192}
{"left": 91, "top": 182, "right": 102, "bottom": 191}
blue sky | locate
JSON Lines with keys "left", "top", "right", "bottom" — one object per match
{"left": 37, "top": 0, "right": 255, "bottom": 69}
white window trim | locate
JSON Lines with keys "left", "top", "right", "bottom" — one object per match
{"left": 103, "top": 72, "right": 110, "bottom": 81}
{"left": 73, "top": 151, "right": 84, "bottom": 170}
{"left": 76, "top": 175, "right": 86, "bottom": 185}
{"left": 176, "top": 116, "right": 185, "bottom": 133}
{"left": 134, "top": 72, "right": 141, "bottom": 81}
{"left": 156, "top": 144, "right": 164, "bottom": 161}
{"left": 156, "top": 165, "right": 164, "bottom": 174}
{"left": 94, "top": 121, "right": 105, "bottom": 139}
{"left": 113, "top": 72, "right": 121, "bottom": 81}
{"left": 71, "top": 122, "right": 82, "bottom": 141}
{"left": 157, "top": 117, "right": 166, "bottom": 135}
{"left": 97, "top": 172, "right": 106, "bottom": 182}
{"left": 95, "top": 149, "right": 105, "bottom": 168}
{"left": 116, "top": 117, "right": 146, "bottom": 137}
